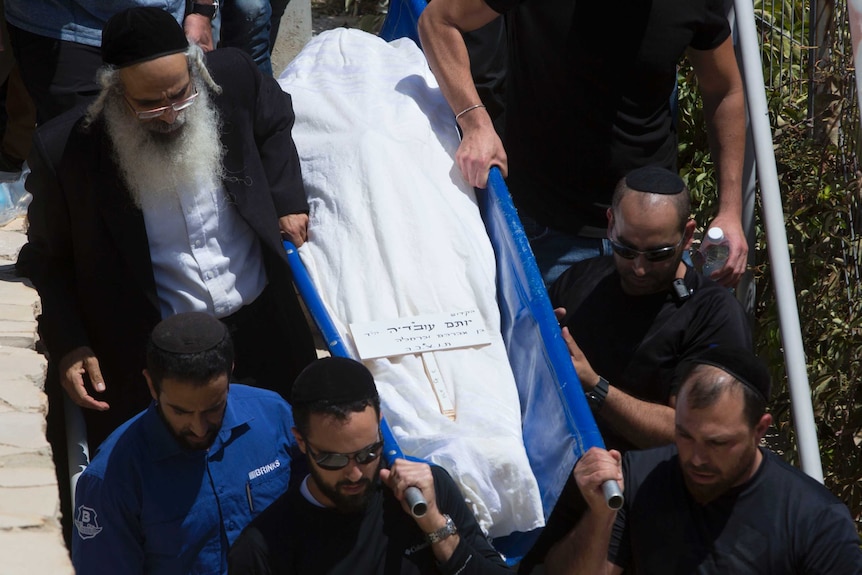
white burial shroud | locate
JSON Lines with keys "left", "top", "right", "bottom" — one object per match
{"left": 278, "top": 29, "right": 544, "bottom": 538}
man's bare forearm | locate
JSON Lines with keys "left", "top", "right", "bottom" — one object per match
{"left": 704, "top": 88, "right": 744, "bottom": 220}
{"left": 546, "top": 448, "right": 624, "bottom": 575}
{"left": 545, "top": 509, "right": 617, "bottom": 575}
{"left": 689, "top": 39, "right": 745, "bottom": 220}
{"left": 418, "top": 0, "right": 499, "bottom": 115}
{"left": 418, "top": 0, "right": 508, "bottom": 186}
{"left": 599, "top": 385, "right": 676, "bottom": 448}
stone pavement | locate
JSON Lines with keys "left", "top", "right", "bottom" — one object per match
{"left": 0, "top": 216, "right": 74, "bottom": 574}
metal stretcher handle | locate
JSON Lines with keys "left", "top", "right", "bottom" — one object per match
{"left": 603, "top": 479, "right": 623, "bottom": 510}
{"left": 284, "top": 240, "right": 428, "bottom": 518}
{"left": 379, "top": 412, "right": 428, "bottom": 517}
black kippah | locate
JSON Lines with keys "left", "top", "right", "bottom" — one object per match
{"left": 291, "top": 357, "right": 379, "bottom": 407}
{"left": 678, "top": 346, "right": 772, "bottom": 402}
{"left": 624, "top": 166, "right": 685, "bottom": 195}
{"left": 102, "top": 7, "right": 189, "bottom": 68}
{"left": 150, "top": 312, "right": 228, "bottom": 354}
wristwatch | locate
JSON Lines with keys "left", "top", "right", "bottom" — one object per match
{"left": 586, "top": 376, "right": 610, "bottom": 413}
{"left": 426, "top": 514, "right": 458, "bottom": 544}
{"left": 187, "top": 0, "right": 218, "bottom": 19}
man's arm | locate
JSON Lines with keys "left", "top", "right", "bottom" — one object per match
{"left": 229, "top": 483, "right": 294, "bottom": 575}
{"left": 561, "top": 325, "right": 675, "bottom": 448}
{"left": 72, "top": 472, "right": 145, "bottom": 575}
{"left": 228, "top": 527, "right": 277, "bottom": 575}
{"left": 184, "top": 0, "right": 215, "bottom": 51}
{"left": 800, "top": 503, "right": 862, "bottom": 573}
{"left": 232, "top": 49, "right": 310, "bottom": 245}
{"left": 597, "top": 382, "right": 675, "bottom": 449}
{"left": 16, "top": 111, "right": 111, "bottom": 410}
{"left": 545, "top": 448, "right": 624, "bottom": 575}
{"left": 381, "top": 460, "right": 511, "bottom": 573}
{"left": 688, "top": 36, "right": 747, "bottom": 288}
{"left": 417, "top": 0, "right": 507, "bottom": 188}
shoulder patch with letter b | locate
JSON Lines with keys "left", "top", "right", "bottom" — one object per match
{"left": 74, "top": 505, "right": 103, "bottom": 540}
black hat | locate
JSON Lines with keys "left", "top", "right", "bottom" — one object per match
{"left": 625, "top": 166, "right": 686, "bottom": 195}
{"left": 102, "top": 7, "right": 189, "bottom": 68}
{"left": 291, "top": 357, "right": 379, "bottom": 406}
{"left": 676, "top": 346, "right": 772, "bottom": 402}
{"left": 150, "top": 312, "right": 228, "bottom": 354}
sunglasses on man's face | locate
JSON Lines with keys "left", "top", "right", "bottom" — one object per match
{"left": 306, "top": 439, "right": 385, "bottom": 471}
{"left": 609, "top": 236, "right": 684, "bottom": 263}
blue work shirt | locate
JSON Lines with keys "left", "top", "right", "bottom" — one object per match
{"left": 4, "top": 1, "right": 186, "bottom": 47}
{"left": 72, "top": 384, "right": 297, "bottom": 575}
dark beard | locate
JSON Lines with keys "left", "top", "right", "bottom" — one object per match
{"left": 155, "top": 404, "right": 217, "bottom": 451}
{"left": 307, "top": 453, "right": 382, "bottom": 513}
{"left": 682, "top": 445, "right": 759, "bottom": 504}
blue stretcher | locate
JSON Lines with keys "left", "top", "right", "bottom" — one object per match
{"left": 285, "top": 163, "right": 613, "bottom": 563}
{"left": 280, "top": 2, "right": 619, "bottom": 563}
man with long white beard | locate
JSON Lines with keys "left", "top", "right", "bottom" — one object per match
{"left": 17, "top": 6, "right": 317, "bottom": 453}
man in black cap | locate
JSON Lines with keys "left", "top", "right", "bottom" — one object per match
{"left": 545, "top": 346, "right": 862, "bottom": 574}
{"left": 550, "top": 166, "right": 751, "bottom": 454}
{"left": 17, "top": 6, "right": 316, "bottom": 450}
{"left": 72, "top": 312, "right": 302, "bottom": 575}
{"left": 518, "top": 166, "right": 751, "bottom": 571}
{"left": 228, "top": 356, "right": 512, "bottom": 574}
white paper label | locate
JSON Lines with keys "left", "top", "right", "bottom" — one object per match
{"left": 349, "top": 309, "right": 490, "bottom": 359}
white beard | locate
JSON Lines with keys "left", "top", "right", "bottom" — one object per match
{"left": 104, "top": 82, "right": 225, "bottom": 211}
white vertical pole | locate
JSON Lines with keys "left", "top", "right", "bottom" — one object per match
{"left": 848, "top": 1, "right": 862, "bottom": 123}
{"left": 64, "top": 394, "right": 90, "bottom": 503}
{"left": 733, "top": 0, "right": 824, "bottom": 482}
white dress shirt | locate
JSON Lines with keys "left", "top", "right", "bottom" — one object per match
{"left": 142, "top": 178, "right": 267, "bottom": 319}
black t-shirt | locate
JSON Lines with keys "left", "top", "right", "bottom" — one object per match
{"left": 612, "top": 445, "right": 862, "bottom": 574}
{"left": 228, "top": 465, "right": 511, "bottom": 574}
{"left": 483, "top": 0, "right": 730, "bottom": 236}
{"left": 550, "top": 257, "right": 751, "bottom": 452}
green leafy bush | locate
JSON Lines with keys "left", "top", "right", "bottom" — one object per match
{"left": 676, "top": 0, "right": 862, "bottom": 529}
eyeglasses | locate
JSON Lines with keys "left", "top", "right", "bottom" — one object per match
{"left": 609, "top": 235, "right": 684, "bottom": 262}
{"left": 125, "top": 86, "right": 198, "bottom": 120}
{"left": 306, "top": 439, "right": 385, "bottom": 471}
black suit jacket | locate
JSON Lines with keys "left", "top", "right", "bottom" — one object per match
{"left": 18, "top": 48, "right": 315, "bottom": 440}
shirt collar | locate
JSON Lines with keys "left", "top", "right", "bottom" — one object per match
{"left": 215, "top": 386, "right": 255, "bottom": 446}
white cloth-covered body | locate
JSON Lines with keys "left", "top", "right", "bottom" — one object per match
{"left": 278, "top": 29, "right": 543, "bottom": 537}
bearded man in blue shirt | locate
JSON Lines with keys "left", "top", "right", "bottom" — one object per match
{"left": 72, "top": 312, "right": 301, "bottom": 575}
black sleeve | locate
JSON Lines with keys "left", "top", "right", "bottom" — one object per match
{"left": 548, "top": 257, "right": 611, "bottom": 316}
{"left": 208, "top": 48, "right": 307, "bottom": 218}
{"left": 230, "top": 489, "right": 299, "bottom": 575}
{"left": 228, "top": 525, "right": 278, "bottom": 575}
{"left": 689, "top": 0, "right": 732, "bottom": 51}
{"left": 247, "top": 50, "right": 308, "bottom": 217}
{"left": 798, "top": 503, "right": 862, "bottom": 574}
{"left": 607, "top": 455, "right": 632, "bottom": 569}
{"left": 483, "top": 0, "right": 520, "bottom": 15}
{"left": 432, "top": 467, "right": 513, "bottom": 574}
{"left": 15, "top": 108, "right": 91, "bottom": 360}
{"left": 547, "top": 264, "right": 573, "bottom": 310}
{"left": 671, "top": 280, "right": 752, "bottom": 393}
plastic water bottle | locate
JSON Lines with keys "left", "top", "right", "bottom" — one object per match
{"left": 0, "top": 162, "right": 31, "bottom": 227}
{"left": 700, "top": 227, "right": 730, "bottom": 277}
